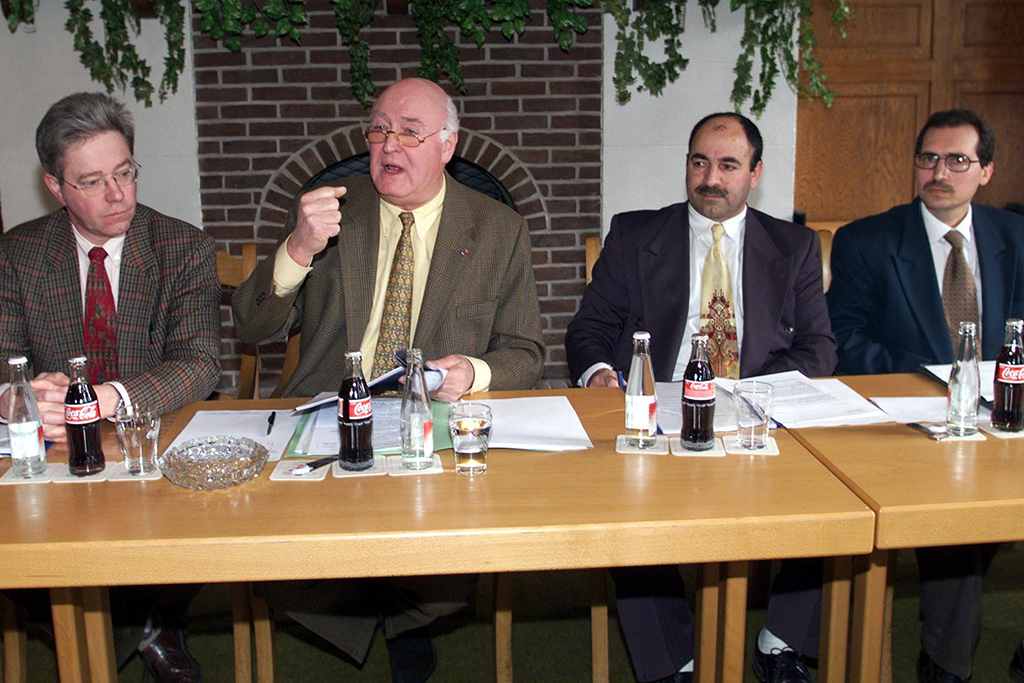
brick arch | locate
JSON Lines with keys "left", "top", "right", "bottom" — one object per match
{"left": 255, "top": 125, "right": 547, "bottom": 240}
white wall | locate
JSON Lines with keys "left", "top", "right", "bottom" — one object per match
{"left": 0, "top": 4, "right": 201, "bottom": 232}
{"left": 602, "top": 6, "right": 797, "bottom": 232}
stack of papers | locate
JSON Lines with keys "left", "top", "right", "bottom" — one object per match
{"left": 0, "top": 423, "right": 9, "bottom": 456}
{"left": 476, "top": 396, "right": 592, "bottom": 451}
{"left": 165, "top": 410, "right": 304, "bottom": 461}
{"left": 922, "top": 361, "right": 998, "bottom": 403}
{"left": 869, "top": 396, "right": 992, "bottom": 424}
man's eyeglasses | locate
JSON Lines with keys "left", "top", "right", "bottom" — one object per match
{"left": 914, "top": 153, "right": 981, "bottom": 173}
{"left": 63, "top": 162, "right": 141, "bottom": 197}
{"left": 364, "top": 128, "right": 443, "bottom": 148}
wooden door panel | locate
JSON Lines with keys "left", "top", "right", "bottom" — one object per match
{"left": 813, "top": 0, "right": 932, "bottom": 60}
{"left": 957, "top": 87, "right": 1024, "bottom": 208}
{"left": 963, "top": 0, "right": 1024, "bottom": 55}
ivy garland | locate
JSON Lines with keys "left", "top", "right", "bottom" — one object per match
{"left": 3, "top": 0, "right": 849, "bottom": 115}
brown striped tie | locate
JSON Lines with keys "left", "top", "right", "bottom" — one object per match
{"left": 371, "top": 211, "right": 415, "bottom": 379}
{"left": 942, "top": 230, "right": 978, "bottom": 353}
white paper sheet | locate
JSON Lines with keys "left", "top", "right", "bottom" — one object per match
{"left": 300, "top": 399, "right": 403, "bottom": 455}
{"left": 477, "top": 396, "right": 592, "bottom": 451}
{"left": 870, "top": 396, "right": 992, "bottom": 424}
{"left": 165, "top": 410, "right": 303, "bottom": 461}
{"left": 922, "top": 361, "right": 998, "bottom": 402}
{"left": 0, "top": 423, "right": 9, "bottom": 455}
{"left": 655, "top": 381, "right": 738, "bottom": 434}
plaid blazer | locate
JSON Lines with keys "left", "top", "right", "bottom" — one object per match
{"left": 0, "top": 204, "right": 221, "bottom": 414}
{"left": 232, "top": 173, "right": 544, "bottom": 396}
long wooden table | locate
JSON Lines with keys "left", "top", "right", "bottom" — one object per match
{"left": 0, "top": 388, "right": 874, "bottom": 682}
{"left": 791, "top": 373, "right": 1024, "bottom": 683}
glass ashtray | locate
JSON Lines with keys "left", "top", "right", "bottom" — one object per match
{"left": 158, "top": 436, "right": 270, "bottom": 490}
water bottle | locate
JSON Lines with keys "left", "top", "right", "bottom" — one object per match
{"left": 947, "top": 321, "right": 980, "bottom": 437}
{"left": 6, "top": 357, "right": 47, "bottom": 478}
{"left": 400, "top": 348, "right": 435, "bottom": 470}
{"left": 625, "top": 331, "right": 658, "bottom": 448}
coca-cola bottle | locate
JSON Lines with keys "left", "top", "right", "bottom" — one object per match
{"left": 65, "top": 356, "right": 105, "bottom": 476}
{"left": 625, "top": 331, "right": 657, "bottom": 448}
{"left": 400, "top": 348, "right": 435, "bottom": 470}
{"left": 681, "top": 334, "right": 716, "bottom": 451}
{"left": 6, "top": 356, "right": 47, "bottom": 478}
{"left": 338, "top": 350, "right": 373, "bottom": 470}
{"left": 992, "top": 318, "right": 1024, "bottom": 432}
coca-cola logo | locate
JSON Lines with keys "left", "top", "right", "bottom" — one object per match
{"left": 684, "top": 380, "right": 715, "bottom": 400}
{"left": 65, "top": 401, "right": 100, "bottom": 424}
{"left": 338, "top": 396, "right": 372, "bottom": 420}
{"left": 998, "top": 364, "right": 1024, "bottom": 384}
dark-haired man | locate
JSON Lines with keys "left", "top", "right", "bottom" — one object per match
{"left": 566, "top": 113, "right": 837, "bottom": 683}
{"left": 828, "top": 109, "right": 1024, "bottom": 683}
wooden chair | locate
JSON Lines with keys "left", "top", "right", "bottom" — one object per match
{"left": 806, "top": 221, "right": 845, "bottom": 293}
{"left": 216, "top": 244, "right": 260, "bottom": 400}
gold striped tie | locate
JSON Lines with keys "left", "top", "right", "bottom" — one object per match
{"left": 700, "top": 223, "right": 740, "bottom": 379}
{"left": 371, "top": 211, "right": 415, "bottom": 379}
{"left": 942, "top": 230, "right": 979, "bottom": 353}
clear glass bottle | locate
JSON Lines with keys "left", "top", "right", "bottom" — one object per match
{"left": 947, "top": 321, "right": 980, "bottom": 437}
{"left": 625, "top": 331, "right": 658, "bottom": 448}
{"left": 5, "top": 357, "right": 47, "bottom": 478}
{"left": 401, "top": 348, "right": 435, "bottom": 470}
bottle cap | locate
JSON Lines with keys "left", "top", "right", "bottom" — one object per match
{"left": 344, "top": 350, "right": 362, "bottom": 360}
{"left": 692, "top": 333, "right": 709, "bottom": 344}
{"left": 957, "top": 321, "right": 977, "bottom": 334}
{"left": 1007, "top": 318, "right": 1023, "bottom": 330}
{"left": 632, "top": 331, "right": 651, "bottom": 341}
{"left": 7, "top": 356, "right": 27, "bottom": 366}
{"left": 69, "top": 355, "right": 87, "bottom": 365}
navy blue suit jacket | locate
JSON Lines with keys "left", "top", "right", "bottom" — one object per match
{"left": 827, "top": 199, "right": 1024, "bottom": 374}
{"left": 565, "top": 202, "right": 837, "bottom": 383}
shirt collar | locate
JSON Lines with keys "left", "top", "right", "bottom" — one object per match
{"left": 380, "top": 176, "right": 447, "bottom": 237}
{"left": 688, "top": 202, "right": 746, "bottom": 242}
{"left": 921, "top": 201, "right": 973, "bottom": 246}
{"left": 71, "top": 224, "right": 127, "bottom": 264}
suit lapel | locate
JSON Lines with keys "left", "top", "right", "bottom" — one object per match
{"left": 415, "top": 177, "right": 477, "bottom": 350}
{"left": 895, "top": 201, "right": 950, "bottom": 362}
{"left": 336, "top": 180, "right": 380, "bottom": 346}
{"left": 740, "top": 212, "right": 789, "bottom": 378}
{"left": 640, "top": 204, "right": 690, "bottom": 379}
{"left": 117, "top": 210, "right": 159, "bottom": 377}
{"left": 42, "top": 211, "right": 86, "bottom": 364}
{"left": 975, "top": 207, "right": 1013, "bottom": 358}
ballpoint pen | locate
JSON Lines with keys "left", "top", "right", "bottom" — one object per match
{"left": 266, "top": 411, "right": 276, "bottom": 435}
{"left": 288, "top": 455, "right": 339, "bottom": 476}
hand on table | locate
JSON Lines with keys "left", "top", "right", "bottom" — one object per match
{"left": 429, "top": 355, "right": 475, "bottom": 402}
{"left": 587, "top": 369, "right": 620, "bottom": 388}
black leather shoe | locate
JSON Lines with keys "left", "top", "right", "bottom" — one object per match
{"left": 652, "top": 672, "right": 693, "bottom": 683}
{"left": 1009, "top": 639, "right": 1024, "bottom": 683}
{"left": 137, "top": 626, "right": 202, "bottom": 683}
{"left": 917, "top": 649, "right": 968, "bottom": 683}
{"left": 753, "top": 648, "right": 811, "bottom": 683}
{"left": 387, "top": 626, "right": 437, "bottom": 683}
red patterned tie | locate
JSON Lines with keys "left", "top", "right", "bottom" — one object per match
{"left": 83, "top": 247, "right": 119, "bottom": 384}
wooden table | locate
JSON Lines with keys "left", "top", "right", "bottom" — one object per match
{"left": 0, "top": 388, "right": 874, "bottom": 682}
{"left": 791, "top": 373, "right": 1024, "bottom": 683}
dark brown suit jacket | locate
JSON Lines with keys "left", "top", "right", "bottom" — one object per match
{"left": 0, "top": 204, "right": 221, "bottom": 413}
{"left": 233, "top": 173, "right": 544, "bottom": 395}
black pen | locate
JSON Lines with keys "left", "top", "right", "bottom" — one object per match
{"left": 288, "top": 455, "right": 339, "bottom": 476}
{"left": 266, "top": 411, "right": 276, "bottom": 435}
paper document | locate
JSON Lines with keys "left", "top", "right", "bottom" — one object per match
{"left": 165, "top": 410, "right": 303, "bottom": 461}
{"left": 922, "top": 362, "right": 998, "bottom": 403}
{"left": 655, "top": 381, "right": 739, "bottom": 434}
{"left": 288, "top": 399, "right": 452, "bottom": 456}
{"left": 0, "top": 423, "right": 8, "bottom": 455}
{"left": 477, "top": 396, "right": 592, "bottom": 451}
{"left": 870, "top": 396, "right": 991, "bottom": 424}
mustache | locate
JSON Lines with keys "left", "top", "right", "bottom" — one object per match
{"left": 696, "top": 184, "right": 727, "bottom": 198}
{"left": 924, "top": 180, "right": 954, "bottom": 193}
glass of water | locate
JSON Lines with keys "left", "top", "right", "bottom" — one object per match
{"left": 448, "top": 402, "right": 492, "bottom": 476}
{"left": 115, "top": 405, "right": 161, "bottom": 475}
{"left": 733, "top": 381, "right": 775, "bottom": 450}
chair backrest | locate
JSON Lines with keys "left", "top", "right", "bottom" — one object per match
{"left": 585, "top": 235, "right": 600, "bottom": 285}
{"left": 216, "top": 244, "right": 260, "bottom": 399}
{"left": 807, "top": 221, "right": 844, "bottom": 293}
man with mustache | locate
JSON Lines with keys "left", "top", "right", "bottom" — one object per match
{"left": 828, "top": 109, "right": 1024, "bottom": 683}
{"left": 565, "top": 113, "right": 836, "bottom": 683}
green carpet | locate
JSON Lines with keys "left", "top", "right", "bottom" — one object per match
{"left": 11, "top": 546, "right": 1024, "bottom": 681}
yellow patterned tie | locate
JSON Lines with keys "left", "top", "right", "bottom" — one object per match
{"left": 942, "top": 230, "right": 979, "bottom": 353}
{"left": 371, "top": 211, "right": 415, "bottom": 379}
{"left": 700, "top": 223, "right": 740, "bottom": 379}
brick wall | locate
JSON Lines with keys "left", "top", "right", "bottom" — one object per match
{"left": 193, "top": 0, "right": 602, "bottom": 394}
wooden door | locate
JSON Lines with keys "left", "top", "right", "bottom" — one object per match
{"left": 796, "top": 0, "right": 1024, "bottom": 223}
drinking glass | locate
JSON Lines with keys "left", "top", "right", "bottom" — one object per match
{"left": 448, "top": 403, "right": 492, "bottom": 476}
{"left": 115, "top": 405, "right": 161, "bottom": 475}
{"left": 733, "top": 381, "right": 775, "bottom": 450}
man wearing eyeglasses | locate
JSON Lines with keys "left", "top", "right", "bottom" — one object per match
{"left": 233, "top": 77, "right": 543, "bottom": 683}
{"left": 0, "top": 92, "right": 218, "bottom": 681}
{"left": 826, "top": 109, "right": 1024, "bottom": 683}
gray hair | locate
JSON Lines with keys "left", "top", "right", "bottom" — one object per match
{"left": 35, "top": 92, "right": 135, "bottom": 181}
{"left": 439, "top": 91, "right": 460, "bottom": 144}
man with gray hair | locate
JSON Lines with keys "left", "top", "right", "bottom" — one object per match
{"left": 0, "top": 91, "right": 219, "bottom": 682}
{"left": 233, "top": 77, "right": 543, "bottom": 682}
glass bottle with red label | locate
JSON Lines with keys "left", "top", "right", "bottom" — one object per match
{"left": 338, "top": 350, "right": 373, "bottom": 470}
{"left": 625, "top": 331, "right": 657, "bottom": 448}
{"left": 65, "top": 356, "right": 105, "bottom": 476}
{"left": 992, "top": 318, "right": 1024, "bottom": 432}
{"left": 681, "top": 334, "right": 716, "bottom": 451}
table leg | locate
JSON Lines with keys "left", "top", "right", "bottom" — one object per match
{"left": 716, "top": 561, "right": 749, "bottom": 683}
{"left": 850, "top": 549, "right": 889, "bottom": 683}
{"left": 590, "top": 568, "right": 609, "bottom": 683}
{"left": 494, "top": 573, "right": 513, "bottom": 683}
{"left": 231, "top": 583, "right": 254, "bottom": 683}
{"left": 880, "top": 552, "right": 896, "bottom": 683}
{"left": 81, "top": 587, "right": 116, "bottom": 683}
{"left": 695, "top": 563, "right": 720, "bottom": 683}
{"left": 819, "top": 556, "right": 853, "bottom": 683}
{"left": 1, "top": 591, "right": 28, "bottom": 683}
{"left": 49, "top": 587, "right": 89, "bottom": 683}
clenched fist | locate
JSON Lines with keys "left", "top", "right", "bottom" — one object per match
{"left": 286, "top": 185, "right": 348, "bottom": 266}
